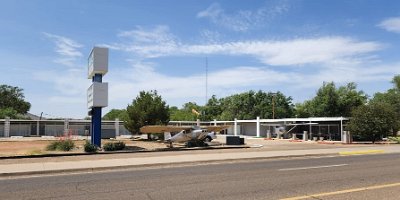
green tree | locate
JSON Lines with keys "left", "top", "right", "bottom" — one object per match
{"left": 337, "top": 82, "right": 368, "bottom": 117}
{"left": 312, "top": 82, "right": 340, "bottom": 117}
{"left": 125, "top": 91, "right": 169, "bottom": 134}
{"left": 348, "top": 102, "right": 397, "bottom": 143}
{"left": 219, "top": 90, "right": 294, "bottom": 120}
{"left": 295, "top": 82, "right": 367, "bottom": 117}
{"left": 370, "top": 75, "right": 400, "bottom": 133}
{"left": 0, "top": 84, "right": 31, "bottom": 118}
{"left": 0, "top": 108, "right": 19, "bottom": 119}
{"left": 393, "top": 75, "right": 400, "bottom": 90}
{"left": 103, "top": 109, "right": 128, "bottom": 121}
{"left": 170, "top": 102, "right": 202, "bottom": 121}
{"left": 203, "top": 95, "right": 222, "bottom": 120}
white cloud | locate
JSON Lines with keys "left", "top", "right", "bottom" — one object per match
{"left": 378, "top": 17, "right": 400, "bottom": 33}
{"left": 183, "top": 37, "right": 382, "bottom": 66}
{"left": 35, "top": 33, "right": 88, "bottom": 116}
{"left": 110, "top": 26, "right": 382, "bottom": 66}
{"left": 43, "top": 32, "right": 84, "bottom": 67}
{"left": 197, "top": 1, "right": 289, "bottom": 32}
{"left": 103, "top": 59, "right": 400, "bottom": 109}
{"left": 33, "top": 68, "right": 89, "bottom": 96}
{"left": 199, "top": 29, "right": 222, "bottom": 44}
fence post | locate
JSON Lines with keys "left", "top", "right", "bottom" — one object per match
{"left": 234, "top": 118, "right": 238, "bottom": 136}
{"left": 266, "top": 129, "right": 271, "bottom": 139}
{"left": 256, "top": 116, "right": 260, "bottom": 137}
{"left": 63, "top": 119, "right": 69, "bottom": 136}
{"left": 4, "top": 117, "right": 10, "bottom": 137}
{"left": 303, "top": 131, "right": 308, "bottom": 141}
{"left": 36, "top": 120, "right": 39, "bottom": 136}
{"left": 115, "top": 118, "right": 120, "bottom": 137}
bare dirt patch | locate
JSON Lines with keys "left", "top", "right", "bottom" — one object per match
{"left": 0, "top": 138, "right": 170, "bottom": 157}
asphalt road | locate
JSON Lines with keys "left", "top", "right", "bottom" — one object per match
{"left": 1, "top": 153, "right": 400, "bottom": 200}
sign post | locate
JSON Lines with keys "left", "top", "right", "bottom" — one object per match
{"left": 87, "top": 47, "right": 108, "bottom": 147}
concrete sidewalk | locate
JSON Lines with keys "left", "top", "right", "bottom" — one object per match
{"left": 1, "top": 145, "right": 400, "bottom": 177}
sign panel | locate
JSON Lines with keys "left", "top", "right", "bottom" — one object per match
{"left": 88, "top": 47, "right": 108, "bottom": 78}
{"left": 87, "top": 82, "right": 108, "bottom": 108}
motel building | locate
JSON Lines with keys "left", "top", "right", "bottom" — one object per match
{"left": 0, "top": 117, "right": 350, "bottom": 143}
{"left": 169, "top": 117, "right": 350, "bottom": 143}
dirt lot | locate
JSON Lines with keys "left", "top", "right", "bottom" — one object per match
{"left": 0, "top": 135, "right": 374, "bottom": 157}
{"left": 0, "top": 138, "right": 169, "bottom": 157}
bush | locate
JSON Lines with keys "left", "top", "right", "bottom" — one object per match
{"left": 46, "top": 141, "right": 61, "bottom": 151}
{"left": 84, "top": 141, "right": 98, "bottom": 153}
{"left": 389, "top": 137, "right": 400, "bottom": 144}
{"left": 103, "top": 142, "right": 115, "bottom": 151}
{"left": 57, "top": 140, "right": 75, "bottom": 151}
{"left": 46, "top": 140, "right": 75, "bottom": 151}
{"left": 103, "top": 141, "right": 126, "bottom": 151}
{"left": 113, "top": 141, "right": 126, "bottom": 150}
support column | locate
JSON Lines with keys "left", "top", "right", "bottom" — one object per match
{"left": 196, "top": 119, "right": 200, "bottom": 127}
{"left": 4, "top": 117, "right": 10, "bottom": 137}
{"left": 91, "top": 107, "right": 102, "bottom": 147}
{"left": 115, "top": 118, "right": 120, "bottom": 137}
{"left": 64, "top": 119, "right": 69, "bottom": 135}
{"left": 36, "top": 120, "right": 39, "bottom": 136}
{"left": 266, "top": 129, "right": 271, "bottom": 139}
{"left": 234, "top": 118, "right": 237, "bottom": 136}
{"left": 340, "top": 118, "right": 343, "bottom": 142}
{"left": 256, "top": 116, "right": 260, "bottom": 137}
{"left": 213, "top": 119, "right": 217, "bottom": 126}
{"left": 303, "top": 131, "right": 308, "bottom": 141}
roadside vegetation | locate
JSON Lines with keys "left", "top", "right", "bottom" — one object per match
{"left": 84, "top": 141, "right": 98, "bottom": 153}
{"left": 46, "top": 140, "right": 75, "bottom": 151}
{"left": 103, "top": 141, "right": 126, "bottom": 151}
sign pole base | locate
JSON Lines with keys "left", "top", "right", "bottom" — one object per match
{"left": 91, "top": 107, "right": 102, "bottom": 147}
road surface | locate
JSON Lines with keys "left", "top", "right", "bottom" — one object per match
{"left": 1, "top": 153, "right": 400, "bottom": 200}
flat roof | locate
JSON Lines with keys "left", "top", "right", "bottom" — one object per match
{"left": 170, "top": 117, "right": 348, "bottom": 124}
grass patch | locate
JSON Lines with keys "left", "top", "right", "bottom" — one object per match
{"left": 26, "top": 149, "right": 43, "bottom": 155}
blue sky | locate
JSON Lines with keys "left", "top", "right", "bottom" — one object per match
{"left": 1, "top": 0, "right": 400, "bottom": 119}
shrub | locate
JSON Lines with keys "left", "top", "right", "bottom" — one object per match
{"left": 46, "top": 140, "right": 75, "bottom": 151}
{"left": 46, "top": 141, "right": 61, "bottom": 151}
{"left": 103, "top": 141, "right": 126, "bottom": 151}
{"left": 389, "top": 137, "right": 400, "bottom": 144}
{"left": 113, "top": 141, "right": 126, "bottom": 150}
{"left": 103, "top": 142, "right": 115, "bottom": 151}
{"left": 57, "top": 140, "right": 75, "bottom": 151}
{"left": 84, "top": 141, "right": 98, "bottom": 153}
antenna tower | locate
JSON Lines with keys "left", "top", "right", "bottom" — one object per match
{"left": 205, "top": 57, "right": 208, "bottom": 105}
